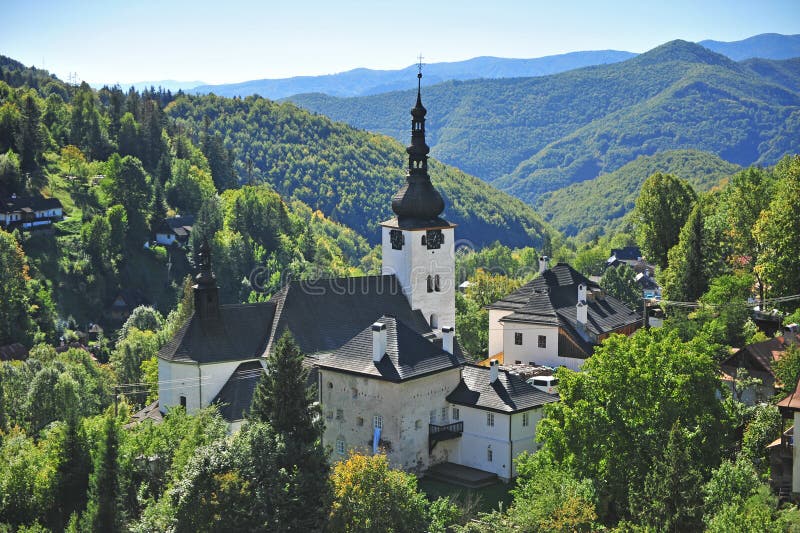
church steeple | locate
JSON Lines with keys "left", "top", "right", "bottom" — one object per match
{"left": 391, "top": 63, "right": 445, "bottom": 225}
{"left": 193, "top": 238, "right": 220, "bottom": 320}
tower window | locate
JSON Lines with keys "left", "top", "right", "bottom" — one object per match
{"left": 390, "top": 229, "right": 404, "bottom": 250}
{"left": 434, "top": 275, "right": 441, "bottom": 292}
{"left": 427, "top": 275, "right": 433, "bottom": 293}
{"left": 421, "top": 235, "right": 426, "bottom": 246}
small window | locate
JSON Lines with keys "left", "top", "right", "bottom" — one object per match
{"left": 327, "top": 382, "right": 333, "bottom": 389}
{"left": 487, "top": 412, "right": 494, "bottom": 427}
{"left": 434, "top": 275, "right": 441, "bottom": 292}
{"left": 179, "top": 396, "right": 187, "bottom": 408}
{"left": 335, "top": 439, "right": 346, "bottom": 455}
{"left": 515, "top": 332, "right": 523, "bottom": 345}
{"left": 487, "top": 448, "right": 493, "bottom": 462}
{"left": 374, "top": 415, "right": 383, "bottom": 429}
{"left": 440, "top": 407, "right": 447, "bottom": 421}
{"left": 427, "top": 275, "right": 433, "bottom": 293}
{"left": 538, "top": 335, "right": 547, "bottom": 348}
{"left": 351, "top": 388, "right": 358, "bottom": 399}
{"left": 452, "top": 407, "right": 460, "bottom": 421}
{"left": 326, "top": 410, "right": 333, "bottom": 420}
{"left": 336, "top": 409, "right": 344, "bottom": 420}
{"left": 429, "top": 409, "right": 437, "bottom": 424}
{"left": 415, "top": 419, "right": 422, "bottom": 430}
{"left": 522, "top": 412, "right": 530, "bottom": 427}
{"left": 421, "top": 235, "right": 427, "bottom": 246}
{"left": 515, "top": 360, "right": 522, "bottom": 365}
{"left": 430, "top": 314, "right": 438, "bottom": 328}
{"left": 356, "top": 417, "right": 364, "bottom": 426}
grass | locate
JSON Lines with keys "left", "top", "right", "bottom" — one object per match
{"left": 418, "top": 477, "right": 514, "bottom": 515}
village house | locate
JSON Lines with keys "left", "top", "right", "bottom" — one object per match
{"left": 154, "top": 215, "right": 194, "bottom": 246}
{"left": 154, "top": 74, "right": 561, "bottom": 481}
{"left": 0, "top": 194, "right": 63, "bottom": 230}
{"left": 486, "top": 259, "right": 641, "bottom": 370}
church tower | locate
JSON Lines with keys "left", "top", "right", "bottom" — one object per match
{"left": 381, "top": 68, "right": 455, "bottom": 332}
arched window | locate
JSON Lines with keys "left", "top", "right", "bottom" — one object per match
{"left": 434, "top": 275, "right": 441, "bottom": 292}
{"left": 430, "top": 314, "right": 438, "bottom": 328}
{"left": 427, "top": 275, "right": 433, "bottom": 293}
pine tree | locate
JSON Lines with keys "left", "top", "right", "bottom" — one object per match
{"left": 51, "top": 417, "right": 91, "bottom": 530}
{"left": 83, "top": 414, "right": 121, "bottom": 532}
{"left": 662, "top": 200, "right": 709, "bottom": 302}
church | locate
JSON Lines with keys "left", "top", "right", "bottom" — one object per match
{"left": 156, "top": 72, "right": 580, "bottom": 480}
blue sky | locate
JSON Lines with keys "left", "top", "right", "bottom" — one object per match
{"left": 2, "top": 0, "right": 799, "bottom": 85}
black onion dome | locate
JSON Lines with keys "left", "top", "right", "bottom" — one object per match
{"left": 391, "top": 72, "right": 445, "bottom": 222}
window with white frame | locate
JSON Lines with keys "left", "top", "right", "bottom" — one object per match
{"left": 335, "top": 439, "right": 346, "bottom": 455}
{"left": 487, "top": 412, "right": 494, "bottom": 427}
{"left": 522, "top": 412, "right": 529, "bottom": 427}
{"left": 429, "top": 409, "right": 436, "bottom": 423}
{"left": 515, "top": 332, "right": 523, "bottom": 345}
{"left": 440, "top": 407, "right": 447, "bottom": 421}
{"left": 373, "top": 415, "right": 383, "bottom": 429}
{"left": 453, "top": 407, "right": 460, "bottom": 421}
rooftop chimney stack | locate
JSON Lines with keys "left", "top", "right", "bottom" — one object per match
{"left": 538, "top": 255, "right": 549, "bottom": 274}
{"left": 577, "top": 283, "right": 587, "bottom": 303}
{"left": 372, "top": 321, "right": 387, "bottom": 363}
{"left": 442, "top": 326, "right": 454, "bottom": 354}
{"left": 490, "top": 359, "right": 499, "bottom": 383}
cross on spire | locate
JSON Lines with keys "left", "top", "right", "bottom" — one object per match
{"left": 417, "top": 53, "right": 424, "bottom": 76}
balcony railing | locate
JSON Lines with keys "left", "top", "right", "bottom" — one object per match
{"left": 429, "top": 421, "right": 463, "bottom": 453}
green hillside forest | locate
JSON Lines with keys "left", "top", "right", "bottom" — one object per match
{"left": 289, "top": 40, "right": 800, "bottom": 205}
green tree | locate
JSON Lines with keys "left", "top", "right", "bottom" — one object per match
{"left": 107, "top": 155, "right": 151, "bottom": 237}
{"left": 694, "top": 273, "right": 754, "bottom": 347}
{"left": 117, "top": 112, "right": 140, "bottom": 158}
{"left": 0, "top": 149, "right": 22, "bottom": 192}
{"left": 661, "top": 199, "right": 710, "bottom": 301}
{"left": 536, "top": 328, "right": 732, "bottom": 522}
{"left": 328, "top": 453, "right": 430, "bottom": 533}
{"left": 740, "top": 404, "right": 781, "bottom": 474}
{"left": 632, "top": 420, "right": 703, "bottom": 531}
{"left": 0, "top": 229, "right": 35, "bottom": 345}
{"left": 632, "top": 172, "right": 696, "bottom": 269}
{"left": 754, "top": 155, "right": 800, "bottom": 301}
{"left": 51, "top": 419, "right": 91, "bottom": 530}
{"left": 165, "top": 159, "right": 216, "bottom": 214}
{"left": 599, "top": 263, "right": 641, "bottom": 309}
{"left": 111, "top": 328, "right": 159, "bottom": 387}
{"left": 18, "top": 91, "right": 44, "bottom": 173}
{"left": 705, "top": 485, "right": 800, "bottom": 532}
{"left": 202, "top": 131, "right": 237, "bottom": 191}
{"left": 773, "top": 343, "right": 800, "bottom": 394}
{"left": 82, "top": 414, "right": 122, "bottom": 533}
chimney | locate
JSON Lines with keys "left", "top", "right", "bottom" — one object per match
{"left": 372, "top": 322, "right": 387, "bottom": 362}
{"left": 577, "top": 283, "right": 587, "bottom": 303}
{"left": 538, "top": 255, "right": 549, "bottom": 274}
{"left": 490, "top": 359, "right": 499, "bottom": 383}
{"left": 576, "top": 301, "right": 588, "bottom": 328}
{"left": 442, "top": 326, "right": 454, "bottom": 354}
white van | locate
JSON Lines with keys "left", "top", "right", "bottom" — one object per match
{"left": 527, "top": 375, "right": 558, "bottom": 395}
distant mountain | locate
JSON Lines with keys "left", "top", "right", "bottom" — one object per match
{"left": 91, "top": 80, "right": 206, "bottom": 92}
{"left": 700, "top": 33, "right": 800, "bottom": 61}
{"left": 190, "top": 50, "right": 635, "bottom": 99}
{"left": 536, "top": 150, "right": 741, "bottom": 240}
{"left": 289, "top": 40, "right": 800, "bottom": 205}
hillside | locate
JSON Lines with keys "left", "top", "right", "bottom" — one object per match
{"left": 190, "top": 50, "right": 636, "bottom": 99}
{"left": 536, "top": 150, "right": 740, "bottom": 240}
{"left": 165, "top": 93, "right": 552, "bottom": 248}
{"left": 289, "top": 40, "right": 800, "bottom": 204}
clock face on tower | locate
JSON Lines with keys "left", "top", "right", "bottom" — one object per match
{"left": 390, "top": 229, "right": 404, "bottom": 250}
{"left": 425, "top": 229, "right": 444, "bottom": 250}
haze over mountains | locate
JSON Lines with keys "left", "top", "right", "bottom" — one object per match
{"left": 288, "top": 39, "right": 800, "bottom": 209}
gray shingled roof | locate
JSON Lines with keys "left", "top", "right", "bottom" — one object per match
{"left": 0, "top": 195, "right": 62, "bottom": 214}
{"left": 447, "top": 365, "right": 559, "bottom": 413}
{"left": 316, "top": 316, "right": 464, "bottom": 382}
{"left": 158, "top": 303, "right": 276, "bottom": 363}
{"left": 491, "top": 263, "right": 640, "bottom": 340}
{"left": 212, "top": 361, "right": 264, "bottom": 422}
{"left": 265, "top": 275, "right": 433, "bottom": 357}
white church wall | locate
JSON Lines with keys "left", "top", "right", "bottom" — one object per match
{"left": 381, "top": 225, "right": 455, "bottom": 332}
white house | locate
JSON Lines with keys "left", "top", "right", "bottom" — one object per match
{"left": 154, "top": 215, "right": 194, "bottom": 246}
{"left": 0, "top": 194, "right": 63, "bottom": 229}
{"left": 155, "top": 74, "right": 559, "bottom": 481}
{"left": 487, "top": 258, "right": 641, "bottom": 370}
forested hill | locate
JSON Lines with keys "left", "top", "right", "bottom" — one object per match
{"left": 165, "top": 94, "right": 552, "bottom": 247}
{"left": 288, "top": 40, "right": 800, "bottom": 204}
{"left": 536, "top": 150, "right": 741, "bottom": 240}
